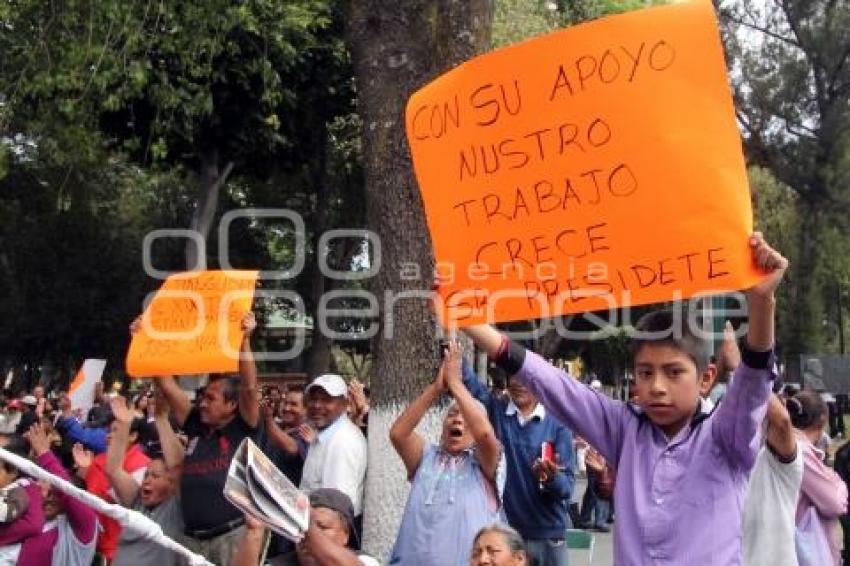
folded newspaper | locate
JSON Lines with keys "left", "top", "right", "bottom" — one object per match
{"left": 224, "top": 438, "right": 310, "bottom": 542}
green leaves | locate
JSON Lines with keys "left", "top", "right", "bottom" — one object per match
{"left": 722, "top": 0, "right": 850, "bottom": 355}
{"left": 493, "top": 0, "right": 668, "bottom": 48}
{"left": 0, "top": 144, "right": 9, "bottom": 182}
{"left": 0, "top": 0, "right": 363, "bottom": 379}
{"left": 0, "top": 0, "right": 337, "bottom": 169}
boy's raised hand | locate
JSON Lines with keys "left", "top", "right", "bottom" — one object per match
{"left": 746, "top": 232, "right": 789, "bottom": 300}
{"left": 745, "top": 232, "right": 788, "bottom": 352}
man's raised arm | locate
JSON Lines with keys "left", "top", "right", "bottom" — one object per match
{"left": 238, "top": 311, "right": 259, "bottom": 428}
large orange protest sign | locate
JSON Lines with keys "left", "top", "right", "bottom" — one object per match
{"left": 406, "top": 0, "right": 763, "bottom": 326}
{"left": 126, "top": 270, "right": 259, "bottom": 377}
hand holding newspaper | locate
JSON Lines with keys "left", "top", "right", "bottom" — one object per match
{"left": 223, "top": 438, "right": 310, "bottom": 542}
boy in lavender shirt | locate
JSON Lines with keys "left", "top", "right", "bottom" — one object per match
{"left": 457, "top": 233, "right": 787, "bottom": 565}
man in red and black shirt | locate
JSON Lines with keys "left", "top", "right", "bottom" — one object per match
{"left": 136, "top": 311, "right": 260, "bottom": 566}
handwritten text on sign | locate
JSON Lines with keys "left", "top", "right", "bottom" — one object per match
{"left": 126, "top": 270, "right": 259, "bottom": 377}
{"left": 406, "top": 0, "right": 762, "bottom": 326}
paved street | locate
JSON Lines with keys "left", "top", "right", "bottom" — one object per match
{"left": 571, "top": 478, "right": 613, "bottom": 566}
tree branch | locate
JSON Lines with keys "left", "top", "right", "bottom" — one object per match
{"left": 723, "top": 12, "right": 801, "bottom": 50}
{"left": 735, "top": 109, "right": 812, "bottom": 199}
{"left": 777, "top": 0, "right": 826, "bottom": 108}
{"left": 784, "top": 120, "right": 818, "bottom": 140}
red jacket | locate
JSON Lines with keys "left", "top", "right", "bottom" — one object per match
{"left": 85, "top": 443, "right": 149, "bottom": 560}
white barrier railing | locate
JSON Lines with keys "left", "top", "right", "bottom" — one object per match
{"left": 0, "top": 447, "right": 213, "bottom": 566}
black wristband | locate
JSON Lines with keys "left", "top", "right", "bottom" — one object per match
{"left": 494, "top": 339, "right": 526, "bottom": 375}
{"left": 766, "top": 441, "right": 797, "bottom": 465}
{"left": 740, "top": 342, "right": 774, "bottom": 370}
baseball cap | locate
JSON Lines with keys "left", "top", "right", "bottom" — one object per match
{"left": 6, "top": 400, "right": 22, "bottom": 410}
{"left": 21, "top": 395, "right": 37, "bottom": 406}
{"left": 305, "top": 374, "right": 347, "bottom": 398}
{"left": 309, "top": 488, "right": 358, "bottom": 546}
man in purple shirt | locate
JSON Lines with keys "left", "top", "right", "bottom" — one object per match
{"left": 458, "top": 233, "right": 788, "bottom": 565}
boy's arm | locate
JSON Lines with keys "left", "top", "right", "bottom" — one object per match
{"left": 462, "top": 324, "right": 625, "bottom": 464}
{"left": 745, "top": 232, "right": 787, "bottom": 353}
{"left": 713, "top": 234, "right": 788, "bottom": 470}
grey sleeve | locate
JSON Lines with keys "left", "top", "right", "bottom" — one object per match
{"left": 0, "top": 485, "right": 29, "bottom": 523}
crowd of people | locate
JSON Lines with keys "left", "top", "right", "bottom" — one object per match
{"left": 0, "top": 234, "right": 848, "bottom": 565}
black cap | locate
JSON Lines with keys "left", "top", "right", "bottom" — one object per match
{"left": 309, "top": 488, "right": 358, "bottom": 547}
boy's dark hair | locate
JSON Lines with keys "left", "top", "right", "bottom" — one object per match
{"left": 785, "top": 390, "right": 827, "bottom": 430}
{"left": 630, "top": 309, "right": 711, "bottom": 372}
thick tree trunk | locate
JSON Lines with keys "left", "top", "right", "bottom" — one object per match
{"left": 305, "top": 127, "right": 334, "bottom": 378}
{"left": 345, "top": 0, "right": 493, "bottom": 559}
{"left": 186, "top": 148, "right": 233, "bottom": 270}
{"left": 785, "top": 200, "right": 826, "bottom": 357}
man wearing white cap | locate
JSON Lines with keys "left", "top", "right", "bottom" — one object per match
{"left": 299, "top": 374, "right": 367, "bottom": 538}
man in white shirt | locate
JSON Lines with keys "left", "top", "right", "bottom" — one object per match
{"left": 299, "top": 374, "right": 367, "bottom": 537}
{"left": 743, "top": 393, "right": 802, "bottom": 566}
{"left": 715, "top": 321, "right": 802, "bottom": 566}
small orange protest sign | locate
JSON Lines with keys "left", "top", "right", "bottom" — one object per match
{"left": 406, "top": 0, "right": 762, "bottom": 326}
{"left": 126, "top": 270, "right": 259, "bottom": 377}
